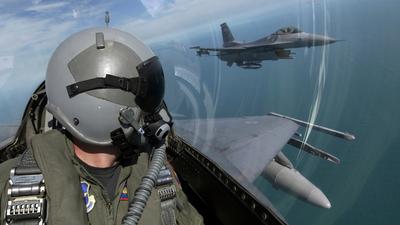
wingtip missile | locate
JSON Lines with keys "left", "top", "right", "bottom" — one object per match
{"left": 268, "top": 112, "right": 356, "bottom": 141}
{"left": 343, "top": 133, "right": 355, "bottom": 141}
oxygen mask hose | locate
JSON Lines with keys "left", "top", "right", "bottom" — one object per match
{"left": 119, "top": 107, "right": 171, "bottom": 225}
{"left": 122, "top": 143, "right": 167, "bottom": 225}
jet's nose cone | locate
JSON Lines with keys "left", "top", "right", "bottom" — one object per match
{"left": 307, "top": 188, "right": 331, "bottom": 209}
{"left": 307, "top": 34, "right": 338, "bottom": 46}
{"left": 324, "top": 36, "right": 337, "bottom": 44}
{"left": 315, "top": 35, "right": 337, "bottom": 45}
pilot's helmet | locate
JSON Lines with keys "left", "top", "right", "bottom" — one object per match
{"left": 45, "top": 27, "right": 165, "bottom": 146}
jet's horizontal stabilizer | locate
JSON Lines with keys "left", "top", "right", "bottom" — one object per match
{"left": 288, "top": 138, "right": 340, "bottom": 164}
{"left": 268, "top": 112, "right": 355, "bottom": 141}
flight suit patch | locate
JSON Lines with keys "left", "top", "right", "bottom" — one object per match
{"left": 81, "top": 181, "right": 96, "bottom": 213}
{"left": 120, "top": 186, "right": 129, "bottom": 201}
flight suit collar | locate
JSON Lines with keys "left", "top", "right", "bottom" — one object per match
{"left": 64, "top": 136, "right": 133, "bottom": 200}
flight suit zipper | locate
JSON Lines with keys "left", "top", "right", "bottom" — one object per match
{"left": 106, "top": 201, "right": 112, "bottom": 215}
{"left": 102, "top": 189, "right": 113, "bottom": 216}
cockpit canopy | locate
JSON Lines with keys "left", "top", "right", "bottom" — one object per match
{"left": 274, "top": 26, "right": 302, "bottom": 35}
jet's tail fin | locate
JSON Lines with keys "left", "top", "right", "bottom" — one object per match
{"left": 221, "top": 23, "right": 235, "bottom": 47}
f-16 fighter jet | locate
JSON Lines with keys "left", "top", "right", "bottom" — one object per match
{"left": 191, "top": 23, "right": 339, "bottom": 69}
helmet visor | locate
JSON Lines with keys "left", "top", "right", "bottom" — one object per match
{"left": 136, "top": 56, "right": 165, "bottom": 113}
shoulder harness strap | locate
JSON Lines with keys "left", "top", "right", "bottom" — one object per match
{"left": 5, "top": 148, "right": 47, "bottom": 225}
{"left": 156, "top": 165, "right": 177, "bottom": 225}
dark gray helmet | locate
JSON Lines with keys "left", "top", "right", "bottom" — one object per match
{"left": 46, "top": 27, "right": 165, "bottom": 146}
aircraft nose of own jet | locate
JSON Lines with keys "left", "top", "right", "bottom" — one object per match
{"left": 307, "top": 188, "right": 332, "bottom": 209}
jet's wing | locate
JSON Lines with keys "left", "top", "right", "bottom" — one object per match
{"left": 173, "top": 115, "right": 299, "bottom": 182}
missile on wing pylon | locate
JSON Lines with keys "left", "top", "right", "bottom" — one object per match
{"left": 288, "top": 138, "right": 340, "bottom": 164}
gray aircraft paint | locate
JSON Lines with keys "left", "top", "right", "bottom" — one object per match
{"left": 173, "top": 115, "right": 334, "bottom": 208}
{"left": 191, "top": 23, "right": 337, "bottom": 69}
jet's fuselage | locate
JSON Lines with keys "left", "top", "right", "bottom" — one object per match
{"left": 218, "top": 32, "right": 336, "bottom": 66}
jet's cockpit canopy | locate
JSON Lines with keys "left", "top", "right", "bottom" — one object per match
{"left": 274, "top": 26, "right": 302, "bottom": 35}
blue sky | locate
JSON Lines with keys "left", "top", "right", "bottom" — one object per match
{"left": 0, "top": 0, "right": 292, "bottom": 123}
{"left": 0, "top": 0, "right": 290, "bottom": 68}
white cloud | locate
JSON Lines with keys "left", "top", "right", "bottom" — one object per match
{"left": 62, "top": 2, "right": 111, "bottom": 20}
{"left": 72, "top": 9, "right": 79, "bottom": 18}
{"left": 141, "top": 0, "right": 172, "bottom": 17}
{"left": 0, "top": 71, "right": 12, "bottom": 88}
{"left": 0, "top": 8, "right": 78, "bottom": 97}
{"left": 26, "top": 2, "right": 68, "bottom": 12}
{"left": 0, "top": 56, "right": 13, "bottom": 71}
{"left": 0, "top": 1, "right": 112, "bottom": 86}
{"left": 32, "top": 0, "right": 42, "bottom": 5}
{"left": 76, "top": 3, "right": 111, "bottom": 18}
{"left": 0, "top": 16, "right": 75, "bottom": 55}
{"left": 119, "top": 0, "right": 291, "bottom": 44}
{"left": 0, "top": 56, "right": 14, "bottom": 91}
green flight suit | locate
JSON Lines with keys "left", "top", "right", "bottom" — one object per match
{"left": 0, "top": 130, "right": 203, "bottom": 225}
